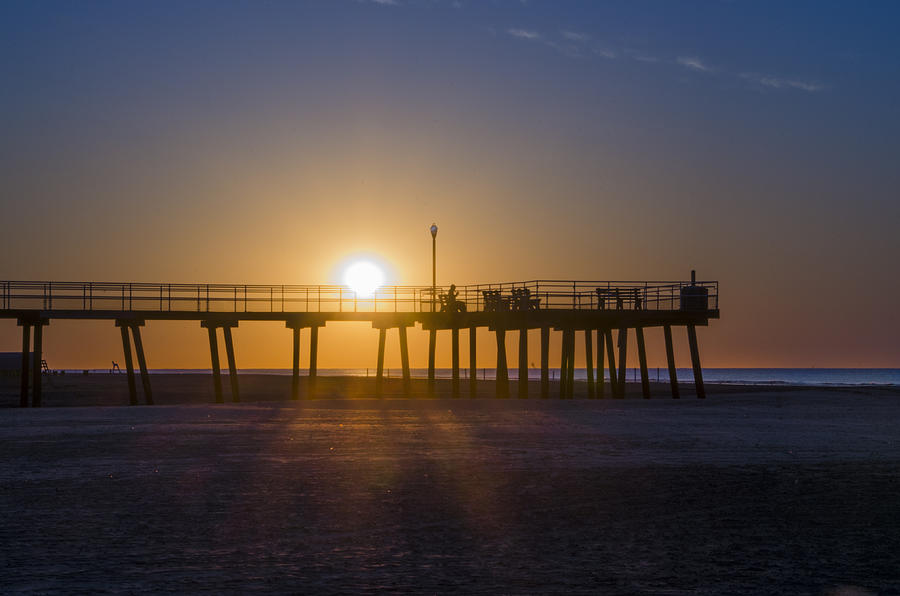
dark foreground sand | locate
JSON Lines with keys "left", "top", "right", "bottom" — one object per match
{"left": 1, "top": 376, "right": 899, "bottom": 594}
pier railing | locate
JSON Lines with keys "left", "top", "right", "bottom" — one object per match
{"left": 0, "top": 280, "right": 718, "bottom": 314}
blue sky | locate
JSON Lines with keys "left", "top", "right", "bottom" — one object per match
{"left": 1, "top": 0, "right": 899, "bottom": 367}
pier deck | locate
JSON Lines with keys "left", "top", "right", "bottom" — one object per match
{"left": 2, "top": 278, "right": 719, "bottom": 406}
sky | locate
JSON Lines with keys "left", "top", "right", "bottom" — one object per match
{"left": 1, "top": 0, "right": 899, "bottom": 369}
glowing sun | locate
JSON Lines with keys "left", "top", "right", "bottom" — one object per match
{"left": 343, "top": 261, "right": 385, "bottom": 297}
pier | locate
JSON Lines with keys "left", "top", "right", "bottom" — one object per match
{"left": 2, "top": 274, "right": 718, "bottom": 406}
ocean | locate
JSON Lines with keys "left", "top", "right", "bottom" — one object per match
{"left": 66, "top": 368, "right": 900, "bottom": 386}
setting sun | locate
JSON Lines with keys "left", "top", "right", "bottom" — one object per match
{"left": 342, "top": 261, "right": 385, "bottom": 297}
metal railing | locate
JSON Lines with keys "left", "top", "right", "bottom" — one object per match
{"left": 0, "top": 280, "right": 718, "bottom": 314}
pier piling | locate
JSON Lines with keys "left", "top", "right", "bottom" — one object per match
{"left": 596, "top": 329, "right": 606, "bottom": 399}
{"left": 636, "top": 326, "right": 650, "bottom": 399}
{"left": 518, "top": 328, "right": 528, "bottom": 398}
{"left": 585, "top": 329, "right": 595, "bottom": 399}
{"left": 495, "top": 328, "right": 509, "bottom": 398}
{"left": 540, "top": 327, "right": 550, "bottom": 399}
{"left": 663, "top": 325, "right": 679, "bottom": 399}
{"left": 19, "top": 323, "right": 30, "bottom": 408}
{"left": 469, "top": 326, "right": 477, "bottom": 398}
{"left": 687, "top": 324, "right": 705, "bottom": 399}
{"left": 617, "top": 328, "right": 628, "bottom": 399}
{"left": 223, "top": 325, "right": 239, "bottom": 403}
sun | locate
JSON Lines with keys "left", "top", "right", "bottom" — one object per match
{"left": 343, "top": 261, "right": 385, "bottom": 297}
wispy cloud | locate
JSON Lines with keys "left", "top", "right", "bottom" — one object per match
{"left": 507, "top": 28, "right": 541, "bottom": 41}
{"left": 624, "top": 49, "right": 658, "bottom": 63}
{"left": 676, "top": 56, "right": 712, "bottom": 72}
{"left": 365, "top": 0, "right": 398, "bottom": 5}
{"left": 561, "top": 30, "right": 589, "bottom": 42}
{"left": 741, "top": 73, "right": 824, "bottom": 92}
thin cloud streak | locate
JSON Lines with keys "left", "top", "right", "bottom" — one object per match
{"left": 741, "top": 73, "right": 824, "bottom": 92}
{"left": 677, "top": 56, "right": 712, "bottom": 72}
{"left": 507, "top": 28, "right": 541, "bottom": 41}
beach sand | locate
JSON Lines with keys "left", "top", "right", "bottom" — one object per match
{"left": 1, "top": 376, "right": 899, "bottom": 593}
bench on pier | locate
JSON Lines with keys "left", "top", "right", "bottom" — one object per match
{"left": 596, "top": 288, "right": 643, "bottom": 310}
{"left": 482, "top": 289, "right": 540, "bottom": 312}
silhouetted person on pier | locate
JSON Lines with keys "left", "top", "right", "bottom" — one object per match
{"left": 442, "top": 284, "right": 466, "bottom": 313}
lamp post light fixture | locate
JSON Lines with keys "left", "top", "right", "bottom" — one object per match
{"left": 430, "top": 223, "right": 438, "bottom": 311}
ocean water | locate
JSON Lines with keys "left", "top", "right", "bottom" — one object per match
{"left": 67, "top": 368, "right": 900, "bottom": 386}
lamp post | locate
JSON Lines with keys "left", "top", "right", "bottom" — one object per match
{"left": 430, "top": 223, "right": 438, "bottom": 311}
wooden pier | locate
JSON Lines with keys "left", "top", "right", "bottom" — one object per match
{"left": 1, "top": 275, "right": 719, "bottom": 406}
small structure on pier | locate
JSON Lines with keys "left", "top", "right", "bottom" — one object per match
{"left": 1, "top": 273, "right": 718, "bottom": 406}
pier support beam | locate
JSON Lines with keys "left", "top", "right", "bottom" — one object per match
{"left": 495, "top": 328, "right": 508, "bottom": 398}
{"left": 19, "top": 323, "right": 30, "bottom": 408}
{"left": 636, "top": 326, "right": 650, "bottom": 399}
{"left": 131, "top": 325, "right": 153, "bottom": 405}
{"left": 452, "top": 327, "right": 460, "bottom": 398}
{"left": 469, "top": 326, "right": 477, "bottom": 398}
{"left": 617, "top": 328, "right": 628, "bottom": 399}
{"left": 309, "top": 325, "right": 319, "bottom": 397}
{"left": 428, "top": 329, "right": 436, "bottom": 396}
{"left": 376, "top": 328, "right": 386, "bottom": 397}
{"left": 399, "top": 326, "right": 411, "bottom": 394}
{"left": 604, "top": 329, "right": 618, "bottom": 398}
{"left": 205, "top": 325, "right": 223, "bottom": 404}
{"left": 540, "top": 327, "right": 549, "bottom": 399}
{"left": 291, "top": 326, "right": 301, "bottom": 400}
{"left": 566, "top": 329, "right": 575, "bottom": 399}
{"left": 120, "top": 325, "right": 138, "bottom": 405}
{"left": 596, "top": 329, "right": 605, "bottom": 399}
{"left": 585, "top": 329, "right": 595, "bottom": 399}
{"left": 518, "top": 328, "right": 528, "bottom": 399}
{"left": 223, "top": 326, "right": 239, "bottom": 403}
{"left": 559, "top": 329, "right": 569, "bottom": 399}
{"left": 18, "top": 318, "right": 52, "bottom": 408}
{"left": 664, "top": 325, "right": 679, "bottom": 399}
{"left": 687, "top": 324, "right": 705, "bottom": 399}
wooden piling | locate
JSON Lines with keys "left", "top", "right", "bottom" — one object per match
{"left": 687, "top": 324, "right": 705, "bottom": 399}
{"left": 585, "top": 329, "right": 595, "bottom": 399}
{"left": 636, "top": 326, "right": 650, "bottom": 399}
{"left": 518, "top": 328, "right": 528, "bottom": 399}
{"left": 206, "top": 326, "right": 223, "bottom": 404}
{"left": 428, "top": 328, "right": 436, "bottom": 396}
{"left": 120, "top": 325, "right": 137, "bottom": 406}
{"left": 309, "top": 325, "right": 319, "bottom": 396}
{"left": 19, "top": 323, "right": 30, "bottom": 408}
{"left": 223, "top": 325, "right": 239, "bottom": 403}
{"left": 559, "top": 329, "right": 569, "bottom": 399}
{"left": 131, "top": 324, "right": 153, "bottom": 405}
{"left": 663, "top": 324, "right": 679, "bottom": 399}
{"left": 32, "top": 323, "right": 42, "bottom": 408}
{"left": 566, "top": 329, "right": 575, "bottom": 399}
{"left": 451, "top": 327, "right": 460, "bottom": 398}
{"left": 376, "top": 327, "right": 386, "bottom": 397}
{"left": 604, "top": 329, "right": 618, "bottom": 397}
{"left": 469, "top": 325, "right": 477, "bottom": 398}
{"left": 540, "top": 326, "right": 549, "bottom": 399}
{"left": 291, "top": 326, "right": 300, "bottom": 400}
{"left": 616, "top": 328, "right": 627, "bottom": 399}
{"left": 596, "top": 329, "right": 605, "bottom": 399}
{"left": 495, "top": 327, "right": 509, "bottom": 398}
{"left": 399, "top": 326, "right": 411, "bottom": 393}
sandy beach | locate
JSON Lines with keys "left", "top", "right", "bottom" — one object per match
{"left": 1, "top": 377, "right": 899, "bottom": 594}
